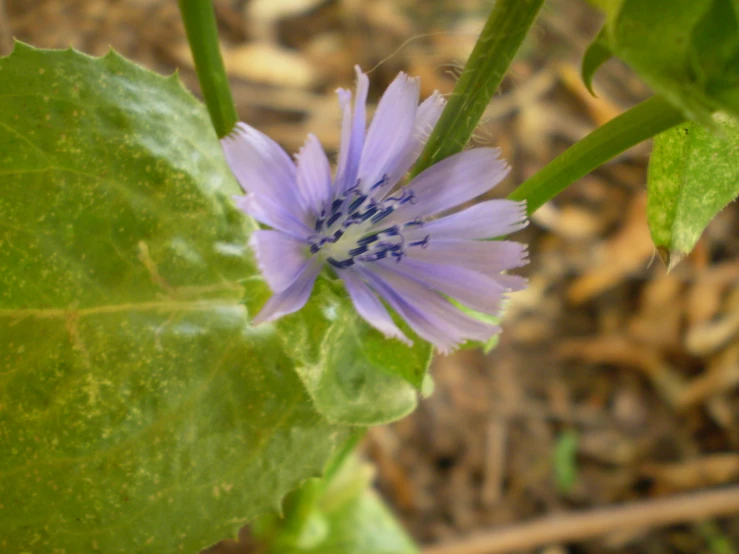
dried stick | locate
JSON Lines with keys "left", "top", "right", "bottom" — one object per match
{"left": 0, "top": 0, "right": 12, "bottom": 56}
{"left": 424, "top": 486, "right": 739, "bottom": 554}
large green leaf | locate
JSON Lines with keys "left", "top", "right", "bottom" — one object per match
{"left": 0, "top": 44, "right": 356, "bottom": 553}
{"left": 647, "top": 113, "right": 739, "bottom": 268}
{"left": 583, "top": 0, "right": 739, "bottom": 123}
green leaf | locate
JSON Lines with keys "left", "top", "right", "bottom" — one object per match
{"left": 553, "top": 429, "right": 579, "bottom": 494}
{"left": 256, "top": 457, "right": 419, "bottom": 554}
{"left": 581, "top": 27, "right": 613, "bottom": 96}
{"left": 585, "top": 0, "right": 739, "bottom": 123}
{"left": 244, "top": 280, "right": 431, "bottom": 426}
{"left": 647, "top": 113, "right": 739, "bottom": 269}
{"left": 0, "top": 43, "right": 353, "bottom": 552}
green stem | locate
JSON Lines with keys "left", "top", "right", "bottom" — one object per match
{"left": 178, "top": 0, "right": 238, "bottom": 138}
{"left": 509, "top": 96, "right": 685, "bottom": 214}
{"left": 276, "top": 428, "right": 367, "bottom": 540}
{"left": 412, "top": 0, "right": 545, "bottom": 177}
{"left": 323, "top": 428, "right": 367, "bottom": 482}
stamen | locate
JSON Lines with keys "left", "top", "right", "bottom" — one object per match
{"left": 402, "top": 190, "right": 416, "bottom": 204}
{"left": 314, "top": 211, "right": 326, "bottom": 232}
{"left": 370, "top": 174, "right": 389, "bottom": 191}
{"left": 357, "top": 206, "right": 378, "bottom": 222}
{"left": 348, "top": 194, "right": 367, "bottom": 214}
{"left": 357, "top": 233, "right": 379, "bottom": 246}
{"left": 348, "top": 244, "right": 369, "bottom": 256}
{"left": 408, "top": 234, "right": 430, "bottom": 248}
{"left": 370, "top": 206, "right": 394, "bottom": 224}
{"left": 326, "top": 211, "right": 343, "bottom": 228}
{"left": 403, "top": 218, "right": 423, "bottom": 228}
{"left": 327, "top": 256, "right": 355, "bottom": 269}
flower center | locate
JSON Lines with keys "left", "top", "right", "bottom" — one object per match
{"left": 308, "top": 175, "right": 430, "bottom": 269}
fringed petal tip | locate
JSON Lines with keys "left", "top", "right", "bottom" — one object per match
{"left": 220, "top": 121, "right": 250, "bottom": 143}
{"left": 432, "top": 320, "right": 502, "bottom": 356}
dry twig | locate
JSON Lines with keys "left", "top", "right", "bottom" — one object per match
{"left": 423, "top": 486, "right": 739, "bottom": 554}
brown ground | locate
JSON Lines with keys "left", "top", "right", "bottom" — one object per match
{"left": 4, "top": 0, "right": 738, "bottom": 552}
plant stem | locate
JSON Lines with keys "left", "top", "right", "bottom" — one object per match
{"left": 178, "top": 0, "right": 238, "bottom": 138}
{"left": 323, "top": 428, "right": 367, "bottom": 482}
{"left": 509, "top": 95, "right": 685, "bottom": 214}
{"left": 412, "top": 0, "right": 545, "bottom": 177}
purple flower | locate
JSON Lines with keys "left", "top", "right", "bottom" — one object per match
{"left": 221, "top": 67, "right": 528, "bottom": 353}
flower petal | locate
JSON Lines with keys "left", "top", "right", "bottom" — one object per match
{"left": 494, "top": 274, "right": 528, "bottom": 291}
{"left": 250, "top": 230, "right": 310, "bottom": 293}
{"left": 335, "top": 66, "right": 369, "bottom": 195}
{"left": 233, "top": 194, "right": 313, "bottom": 239}
{"left": 406, "top": 199, "right": 527, "bottom": 241}
{"left": 382, "top": 148, "right": 510, "bottom": 227}
{"left": 356, "top": 72, "right": 420, "bottom": 192}
{"left": 407, "top": 239, "right": 528, "bottom": 280}
{"left": 379, "top": 257, "right": 506, "bottom": 315}
{"left": 340, "top": 268, "right": 411, "bottom": 345}
{"left": 222, "top": 123, "right": 306, "bottom": 219}
{"left": 252, "top": 257, "right": 323, "bottom": 324}
{"left": 357, "top": 265, "right": 499, "bottom": 354}
{"left": 385, "top": 90, "right": 446, "bottom": 188}
{"left": 296, "top": 134, "right": 333, "bottom": 216}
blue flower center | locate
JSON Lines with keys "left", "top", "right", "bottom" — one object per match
{"left": 308, "top": 175, "right": 430, "bottom": 269}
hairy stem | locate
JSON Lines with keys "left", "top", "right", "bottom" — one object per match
{"left": 178, "top": 0, "right": 238, "bottom": 138}
{"left": 412, "top": 0, "right": 545, "bottom": 177}
{"left": 509, "top": 96, "right": 686, "bottom": 214}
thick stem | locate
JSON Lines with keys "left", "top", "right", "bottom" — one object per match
{"left": 412, "top": 0, "right": 545, "bottom": 177}
{"left": 509, "top": 96, "right": 685, "bottom": 214}
{"left": 178, "top": 0, "right": 238, "bottom": 138}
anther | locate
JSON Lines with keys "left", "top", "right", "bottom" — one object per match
{"left": 348, "top": 244, "right": 369, "bottom": 256}
{"left": 326, "top": 211, "right": 343, "bottom": 228}
{"left": 348, "top": 194, "right": 367, "bottom": 214}
{"left": 327, "top": 257, "right": 355, "bottom": 269}
{"left": 370, "top": 206, "right": 394, "bottom": 224}
{"left": 357, "top": 233, "right": 380, "bottom": 246}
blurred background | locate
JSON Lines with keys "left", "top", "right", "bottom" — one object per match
{"left": 2, "top": 0, "right": 737, "bottom": 552}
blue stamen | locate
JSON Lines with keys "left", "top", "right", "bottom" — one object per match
{"left": 408, "top": 235, "right": 430, "bottom": 248}
{"left": 370, "top": 174, "right": 389, "bottom": 191}
{"left": 331, "top": 198, "right": 343, "bottom": 214}
{"left": 348, "top": 194, "right": 367, "bottom": 214}
{"left": 357, "top": 233, "right": 380, "bottom": 246}
{"left": 326, "top": 211, "right": 343, "bottom": 228}
{"left": 401, "top": 190, "right": 416, "bottom": 204}
{"left": 403, "top": 218, "right": 423, "bottom": 228}
{"left": 327, "top": 257, "right": 355, "bottom": 269}
{"left": 330, "top": 229, "right": 344, "bottom": 243}
{"left": 370, "top": 206, "right": 394, "bottom": 224}
{"left": 349, "top": 244, "right": 369, "bottom": 256}
{"left": 358, "top": 206, "right": 378, "bottom": 222}
{"left": 310, "top": 243, "right": 321, "bottom": 254}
